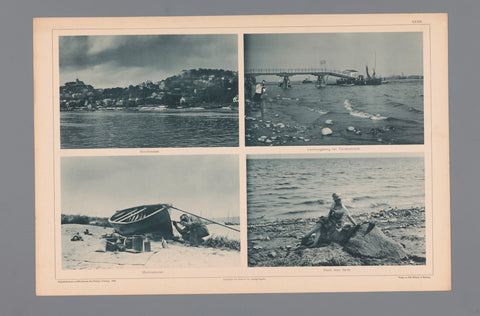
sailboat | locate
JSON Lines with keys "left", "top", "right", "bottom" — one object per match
{"left": 360, "top": 53, "right": 381, "bottom": 85}
{"left": 365, "top": 65, "right": 382, "bottom": 85}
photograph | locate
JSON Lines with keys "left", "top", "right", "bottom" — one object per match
{"left": 247, "top": 153, "right": 425, "bottom": 267}
{"left": 244, "top": 33, "right": 424, "bottom": 146}
{"left": 60, "top": 154, "right": 240, "bottom": 270}
{"left": 59, "top": 34, "right": 239, "bottom": 149}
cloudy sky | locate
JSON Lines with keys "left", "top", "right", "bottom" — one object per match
{"left": 59, "top": 34, "right": 238, "bottom": 88}
{"left": 61, "top": 155, "right": 239, "bottom": 219}
{"left": 245, "top": 32, "right": 423, "bottom": 77}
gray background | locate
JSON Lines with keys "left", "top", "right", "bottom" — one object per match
{"left": 1, "top": 0, "right": 478, "bottom": 315}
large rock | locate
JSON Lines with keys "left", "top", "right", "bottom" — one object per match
{"left": 343, "top": 223, "right": 407, "bottom": 259}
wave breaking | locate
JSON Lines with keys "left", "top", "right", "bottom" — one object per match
{"left": 344, "top": 99, "right": 388, "bottom": 121}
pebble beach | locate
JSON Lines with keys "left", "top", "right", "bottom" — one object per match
{"left": 245, "top": 80, "right": 424, "bottom": 146}
{"left": 248, "top": 207, "right": 426, "bottom": 267}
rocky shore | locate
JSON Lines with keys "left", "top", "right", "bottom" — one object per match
{"left": 247, "top": 207, "right": 425, "bottom": 267}
{"left": 245, "top": 97, "right": 398, "bottom": 146}
{"left": 245, "top": 99, "right": 320, "bottom": 146}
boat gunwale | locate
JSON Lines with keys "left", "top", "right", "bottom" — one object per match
{"left": 108, "top": 204, "right": 170, "bottom": 226}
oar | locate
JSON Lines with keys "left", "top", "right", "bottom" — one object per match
{"left": 170, "top": 206, "right": 240, "bottom": 232}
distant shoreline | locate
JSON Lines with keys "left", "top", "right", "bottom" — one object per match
{"left": 60, "top": 105, "right": 238, "bottom": 114}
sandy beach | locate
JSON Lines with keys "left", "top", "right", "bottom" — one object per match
{"left": 62, "top": 223, "right": 240, "bottom": 270}
{"left": 248, "top": 207, "right": 425, "bottom": 266}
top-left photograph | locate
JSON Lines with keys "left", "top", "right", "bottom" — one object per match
{"left": 59, "top": 34, "right": 239, "bottom": 149}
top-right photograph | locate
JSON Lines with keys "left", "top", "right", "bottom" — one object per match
{"left": 244, "top": 32, "right": 424, "bottom": 146}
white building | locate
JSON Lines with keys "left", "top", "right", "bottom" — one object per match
{"left": 343, "top": 69, "right": 359, "bottom": 78}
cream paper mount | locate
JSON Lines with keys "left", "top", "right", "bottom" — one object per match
{"left": 34, "top": 14, "right": 450, "bottom": 295}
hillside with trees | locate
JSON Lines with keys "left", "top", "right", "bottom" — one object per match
{"left": 60, "top": 69, "right": 238, "bottom": 111}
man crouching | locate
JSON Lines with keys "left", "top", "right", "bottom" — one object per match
{"left": 173, "top": 214, "right": 210, "bottom": 246}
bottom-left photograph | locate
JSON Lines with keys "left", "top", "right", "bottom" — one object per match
{"left": 60, "top": 154, "right": 240, "bottom": 270}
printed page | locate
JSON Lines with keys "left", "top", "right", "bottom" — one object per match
{"left": 34, "top": 14, "right": 450, "bottom": 295}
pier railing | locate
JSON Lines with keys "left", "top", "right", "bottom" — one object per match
{"left": 245, "top": 68, "right": 356, "bottom": 79}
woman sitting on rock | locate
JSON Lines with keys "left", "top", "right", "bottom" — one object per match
{"left": 302, "top": 193, "right": 357, "bottom": 247}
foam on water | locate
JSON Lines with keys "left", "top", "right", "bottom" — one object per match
{"left": 307, "top": 107, "right": 329, "bottom": 115}
{"left": 344, "top": 99, "right": 388, "bottom": 121}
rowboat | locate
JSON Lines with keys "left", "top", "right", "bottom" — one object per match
{"left": 108, "top": 203, "right": 173, "bottom": 237}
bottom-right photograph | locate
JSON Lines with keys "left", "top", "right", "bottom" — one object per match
{"left": 247, "top": 152, "right": 426, "bottom": 267}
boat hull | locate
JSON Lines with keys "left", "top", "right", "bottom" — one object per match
{"left": 108, "top": 204, "right": 174, "bottom": 237}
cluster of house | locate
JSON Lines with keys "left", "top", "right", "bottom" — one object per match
{"left": 60, "top": 70, "right": 238, "bottom": 111}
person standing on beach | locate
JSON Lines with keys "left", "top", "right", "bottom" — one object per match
{"left": 302, "top": 193, "right": 357, "bottom": 246}
{"left": 253, "top": 80, "right": 266, "bottom": 103}
{"left": 252, "top": 80, "right": 266, "bottom": 119}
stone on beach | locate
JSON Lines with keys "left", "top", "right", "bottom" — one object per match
{"left": 321, "top": 127, "right": 333, "bottom": 136}
{"left": 325, "top": 119, "right": 333, "bottom": 125}
{"left": 347, "top": 126, "right": 355, "bottom": 132}
{"left": 343, "top": 223, "right": 408, "bottom": 259}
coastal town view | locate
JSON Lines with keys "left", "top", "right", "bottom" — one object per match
{"left": 60, "top": 69, "right": 238, "bottom": 111}
{"left": 59, "top": 34, "right": 239, "bottom": 148}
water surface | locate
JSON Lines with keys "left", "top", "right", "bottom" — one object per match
{"left": 247, "top": 157, "right": 425, "bottom": 222}
{"left": 61, "top": 110, "right": 239, "bottom": 148}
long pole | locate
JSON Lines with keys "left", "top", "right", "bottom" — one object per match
{"left": 170, "top": 206, "right": 240, "bottom": 232}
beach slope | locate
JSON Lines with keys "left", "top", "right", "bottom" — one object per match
{"left": 248, "top": 207, "right": 425, "bottom": 267}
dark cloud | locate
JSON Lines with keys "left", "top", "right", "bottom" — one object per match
{"left": 59, "top": 34, "right": 237, "bottom": 87}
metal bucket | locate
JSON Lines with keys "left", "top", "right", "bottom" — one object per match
{"left": 132, "top": 235, "right": 144, "bottom": 252}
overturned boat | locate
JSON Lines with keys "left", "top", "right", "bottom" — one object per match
{"left": 108, "top": 203, "right": 173, "bottom": 238}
